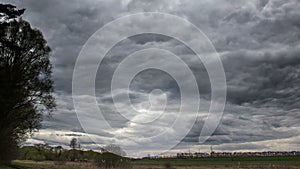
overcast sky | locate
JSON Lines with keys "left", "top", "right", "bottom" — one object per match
{"left": 1, "top": 0, "right": 300, "bottom": 157}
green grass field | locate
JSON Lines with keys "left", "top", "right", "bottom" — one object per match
{"left": 133, "top": 156, "right": 300, "bottom": 166}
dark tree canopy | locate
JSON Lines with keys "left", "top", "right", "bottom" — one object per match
{"left": 0, "top": 4, "right": 24, "bottom": 20}
{"left": 69, "top": 138, "right": 78, "bottom": 150}
{"left": 0, "top": 4, "right": 55, "bottom": 164}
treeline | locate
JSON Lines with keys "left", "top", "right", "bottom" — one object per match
{"left": 18, "top": 144, "right": 132, "bottom": 168}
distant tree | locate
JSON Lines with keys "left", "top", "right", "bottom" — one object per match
{"left": 0, "top": 3, "right": 55, "bottom": 164}
{"left": 69, "top": 138, "right": 80, "bottom": 161}
{"left": 69, "top": 138, "right": 79, "bottom": 149}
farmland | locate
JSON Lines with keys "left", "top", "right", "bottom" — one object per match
{"left": 1, "top": 156, "right": 299, "bottom": 169}
{"left": 133, "top": 156, "right": 300, "bottom": 168}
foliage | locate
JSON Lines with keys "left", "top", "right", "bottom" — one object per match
{"left": 95, "top": 152, "right": 132, "bottom": 169}
{"left": 17, "top": 145, "right": 132, "bottom": 168}
{"left": 0, "top": 3, "right": 55, "bottom": 164}
{"left": 0, "top": 4, "right": 24, "bottom": 20}
{"left": 104, "top": 144, "right": 126, "bottom": 156}
{"left": 69, "top": 138, "right": 80, "bottom": 149}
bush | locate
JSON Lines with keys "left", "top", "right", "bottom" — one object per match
{"left": 95, "top": 153, "right": 132, "bottom": 169}
{"left": 164, "top": 162, "right": 175, "bottom": 169}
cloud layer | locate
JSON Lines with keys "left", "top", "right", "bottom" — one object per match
{"left": 1, "top": 0, "right": 300, "bottom": 156}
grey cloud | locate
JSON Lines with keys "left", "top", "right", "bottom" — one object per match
{"left": 1, "top": 0, "right": 300, "bottom": 155}
{"left": 4, "top": 0, "right": 128, "bottom": 93}
{"left": 217, "top": 143, "right": 268, "bottom": 151}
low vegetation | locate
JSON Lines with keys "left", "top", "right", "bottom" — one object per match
{"left": 1, "top": 145, "right": 299, "bottom": 169}
{"left": 13, "top": 144, "right": 131, "bottom": 169}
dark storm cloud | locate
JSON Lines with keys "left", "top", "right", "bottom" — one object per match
{"left": 96, "top": 34, "right": 211, "bottom": 98}
{"left": 176, "top": 0, "right": 300, "bottom": 147}
{"left": 1, "top": 0, "right": 299, "bottom": 153}
{"left": 219, "top": 0, "right": 300, "bottom": 110}
{"left": 4, "top": 0, "right": 128, "bottom": 93}
{"left": 223, "top": 46, "right": 300, "bottom": 108}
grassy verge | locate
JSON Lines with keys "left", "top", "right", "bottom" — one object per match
{"left": 133, "top": 156, "right": 300, "bottom": 167}
{"left": 7, "top": 160, "right": 98, "bottom": 169}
